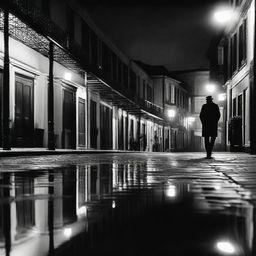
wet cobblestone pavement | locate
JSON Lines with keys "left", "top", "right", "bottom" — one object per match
{"left": 0, "top": 152, "right": 255, "bottom": 256}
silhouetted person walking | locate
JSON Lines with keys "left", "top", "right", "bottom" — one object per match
{"left": 200, "top": 96, "right": 220, "bottom": 159}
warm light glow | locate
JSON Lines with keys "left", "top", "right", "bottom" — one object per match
{"left": 64, "top": 72, "right": 72, "bottom": 81}
{"left": 167, "top": 109, "right": 176, "bottom": 118}
{"left": 206, "top": 83, "right": 216, "bottom": 93}
{"left": 214, "top": 9, "right": 234, "bottom": 24}
{"left": 218, "top": 93, "right": 226, "bottom": 101}
{"left": 216, "top": 241, "right": 236, "bottom": 254}
{"left": 64, "top": 228, "right": 72, "bottom": 238}
{"left": 187, "top": 117, "right": 196, "bottom": 123}
{"left": 166, "top": 185, "right": 176, "bottom": 198}
{"left": 77, "top": 206, "right": 87, "bottom": 216}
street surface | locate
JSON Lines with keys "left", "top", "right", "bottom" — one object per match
{"left": 0, "top": 152, "right": 255, "bottom": 255}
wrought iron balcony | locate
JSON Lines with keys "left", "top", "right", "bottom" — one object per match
{"left": 0, "top": 0, "right": 165, "bottom": 122}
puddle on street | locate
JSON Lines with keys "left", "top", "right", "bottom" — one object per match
{"left": 0, "top": 161, "right": 254, "bottom": 256}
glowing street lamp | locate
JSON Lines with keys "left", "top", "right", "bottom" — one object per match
{"left": 64, "top": 72, "right": 72, "bottom": 81}
{"left": 205, "top": 83, "right": 216, "bottom": 94}
{"left": 64, "top": 228, "right": 72, "bottom": 238}
{"left": 187, "top": 116, "right": 196, "bottom": 125}
{"left": 167, "top": 109, "right": 176, "bottom": 119}
{"left": 214, "top": 9, "right": 233, "bottom": 24}
{"left": 212, "top": 5, "right": 237, "bottom": 26}
{"left": 218, "top": 93, "right": 226, "bottom": 102}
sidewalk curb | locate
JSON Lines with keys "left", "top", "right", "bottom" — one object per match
{"left": 0, "top": 149, "right": 145, "bottom": 157}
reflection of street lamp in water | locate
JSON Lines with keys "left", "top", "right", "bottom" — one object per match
{"left": 166, "top": 185, "right": 176, "bottom": 198}
{"left": 216, "top": 241, "right": 236, "bottom": 254}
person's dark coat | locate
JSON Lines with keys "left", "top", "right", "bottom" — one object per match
{"left": 199, "top": 102, "right": 220, "bottom": 137}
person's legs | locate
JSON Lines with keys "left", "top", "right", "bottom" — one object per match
{"left": 209, "top": 137, "right": 216, "bottom": 156}
{"left": 204, "top": 136, "right": 210, "bottom": 158}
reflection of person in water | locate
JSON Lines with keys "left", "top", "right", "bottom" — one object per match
{"left": 199, "top": 96, "right": 220, "bottom": 159}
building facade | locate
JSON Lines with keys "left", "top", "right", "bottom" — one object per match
{"left": 217, "top": 0, "right": 255, "bottom": 152}
{"left": 152, "top": 76, "right": 189, "bottom": 151}
{"left": 134, "top": 62, "right": 190, "bottom": 152}
{"left": 0, "top": 0, "right": 166, "bottom": 152}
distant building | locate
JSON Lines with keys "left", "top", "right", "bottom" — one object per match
{"left": 171, "top": 70, "right": 225, "bottom": 151}
{"left": 134, "top": 61, "right": 189, "bottom": 152}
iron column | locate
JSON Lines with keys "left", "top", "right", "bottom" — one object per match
{"left": 48, "top": 41, "right": 55, "bottom": 150}
{"left": 2, "top": 8, "right": 11, "bottom": 150}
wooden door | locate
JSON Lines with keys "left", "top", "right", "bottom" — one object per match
{"left": 78, "top": 98, "right": 85, "bottom": 147}
{"left": 142, "top": 123, "right": 147, "bottom": 151}
{"left": 100, "top": 104, "right": 107, "bottom": 149}
{"left": 118, "top": 113, "right": 124, "bottom": 150}
{"left": 125, "top": 116, "right": 128, "bottom": 150}
{"left": 14, "top": 74, "right": 34, "bottom": 147}
{"left": 100, "top": 104, "right": 112, "bottom": 149}
{"left": 90, "top": 100, "right": 97, "bottom": 148}
{"left": 62, "top": 85, "right": 76, "bottom": 149}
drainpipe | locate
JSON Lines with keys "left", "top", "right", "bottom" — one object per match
{"left": 2, "top": 7, "right": 11, "bottom": 150}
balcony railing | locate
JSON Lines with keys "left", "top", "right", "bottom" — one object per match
{"left": 136, "top": 98, "right": 164, "bottom": 117}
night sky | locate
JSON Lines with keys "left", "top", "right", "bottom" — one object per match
{"left": 82, "top": 0, "right": 228, "bottom": 72}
